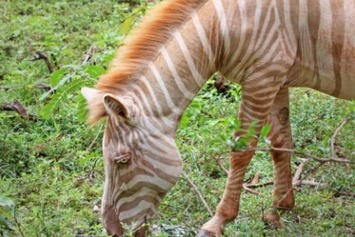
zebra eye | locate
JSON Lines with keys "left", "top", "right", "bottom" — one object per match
{"left": 114, "top": 153, "right": 131, "bottom": 164}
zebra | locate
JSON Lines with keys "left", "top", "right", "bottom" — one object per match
{"left": 81, "top": 0, "right": 355, "bottom": 236}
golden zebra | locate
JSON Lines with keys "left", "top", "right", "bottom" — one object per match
{"left": 81, "top": 0, "right": 355, "bottom": 236}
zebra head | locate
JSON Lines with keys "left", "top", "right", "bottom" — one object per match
{"left": 82, "top": 87, "right": 183, "bottom": 236}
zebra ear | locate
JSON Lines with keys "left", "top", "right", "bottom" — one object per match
{"left": 81, "top": 87, "right": 99, "bottom": 104}
{"left": 103, "top": 94, "right": 139, "bottom": 126}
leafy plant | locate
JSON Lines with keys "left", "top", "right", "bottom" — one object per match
{"left": 0, "top": 196, "right": 14, "bottom": 234}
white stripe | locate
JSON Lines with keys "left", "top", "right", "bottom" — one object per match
{"left": 213, "top": 0, "right": 231, "bottom": 51}
{"left": 149, "top": 63, "right": 183, "bottom": 113}
{"left": 173, "top": 31, "right": 205, "bottom": 87}
{"left": 125, "top": 91, "right": 176, "bottom": 131}
{"left": 131, "top": 83, "right": 175, "bottom": 128}
{"left": 230, "top": 0, "right": 264, "bottom": 73}
{"left": 116, "top": 187, "right": 162, "bottom": 211}
{"left": 283, "top": 0, "right": 297, "bottom": 48}
{"left": 234, "top": 0, "right": 247, "bottom": 57}
{"left": 119, "top": 200, "right": 157, "bottom": 222}
{"left": 117, "top": 174, "right": 173, "bottom": 197}
{"left": 254, "top": 4, "right": 279, "bottom": 50}
{"left": 192, "top": 13, "right": 215, "bottom": 64}
{"left": 160, "top": 47, "right": 195, "bottom": 100}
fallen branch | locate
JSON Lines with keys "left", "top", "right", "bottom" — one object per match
{"left": 251, "top": 171, "right": 261, "bottom": 184}
{"left": 35, "top": 83, "right": 52, "bottom": 91}
{"left": 331, "top": 116, "right": 352, "bottom": 158}
{"left": 243, "top": 183, "right": 260, "bottom": 195}
{"left": 292, "top": 159, "right": 310, "bottom": 183}
{"left": 292, "top": 180, "right": 326, "bottom": 187}
{"left": 0, "top": 100, "right": 38, "bottom": 121}
{"left": 335, "top": 191, "right": 355, "bottom": 198}
{"left": 181, "top": 172, "right": 213, "bottom": 217}
{"left": 29, "top": 50, "right": 53, "bottom": 73}
{"left": 233, "top": 147, "right": 354, "bottom": 164}
{"left": 244, "top": 181, "right": 274, "bottom": 189}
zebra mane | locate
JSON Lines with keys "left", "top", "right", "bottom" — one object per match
{"left": 87, "top": 0, "right": 208, "bottom": 125}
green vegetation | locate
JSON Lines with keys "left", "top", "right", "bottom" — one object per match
{"left": 1, "top": 1, "right": 354, "bottom": 236}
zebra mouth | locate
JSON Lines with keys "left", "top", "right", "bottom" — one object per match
{"left": 133, "top": 223, "right": 148, "bottom": 237}
{"left": 108, "top": 219, "right": 148, "bottom": 237}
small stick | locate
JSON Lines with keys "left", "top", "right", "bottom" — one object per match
{"left": 35, "top": 83, "right": 52, "bottom": 91}
{"left": 29, "top": 50, "right": 53, "bottom": 73}
{"left": 292, "top": 180, "right": 326, "bottom": 187}
{"left": 13, "top": 206, "right": 25, "bottom": 237}
{"left": 243, "top": 183, "right": 260, "bottom": 195}
{"left": 331, "top": 116, "right": 352, "bottom": 158}
{"left": 233, "top": 147, "right": 354, "bottom": 164}
{"left": 251, "top": 171, "right": 261, "bottom": 184}
{"left": 86, "top": 124, "right": 104, "bottom": 151}
{"left": 0, "top": 100, "right": 38, "bottom": 121}
{"left": 82, "top": 45, "right": 97, "bottom": 65}
{"left": 216, "top": 155, "right": 229, "bottom": 174}
{"left": 292, "top": 159, "right": 309, "bottom": 183}
{"left": 181, "top": 171, "right": 213, "bottom": 217}
{"left": 335, "top": 191, "right": 355, "bottom": 197}
{"left": 244, "top": 181, "right": 274, "bottom": 189}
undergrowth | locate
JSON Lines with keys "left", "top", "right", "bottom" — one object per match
{"left": 0, "top": 0, "right": 354, "bottom": 236}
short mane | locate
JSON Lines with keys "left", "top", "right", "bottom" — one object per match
{"left": 88, "top": 0, "right": 208, "bottom": 125}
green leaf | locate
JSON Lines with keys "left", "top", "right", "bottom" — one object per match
{"left": 260, "top": 124, "right": 271, "bottom": 137}
{"left": 49, "top": 68, "right": 69, "bottom": 87}
{"left": 119, "top": 16, "right": 135, "bottom": 35}
{"left": 83, "top": 65, "right": 105, "bottom": 79}
{"left": 41, "top": 80, "right": 86, "bottom": 118}
{"left": 0, "top": 197, "right": 14, "bottom": 207}
{"left": 40, "top": 72, "right": 73, "bottom": 101}
{"left": 101, "top": 52, "right": 115, "bottom": 65}
{"left": 0, "top": 216, "right": 14, "bottom": 231}
{"left": 77, "top": 94, "right": 89, "bottom": 123}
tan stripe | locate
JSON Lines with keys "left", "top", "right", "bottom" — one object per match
{"left": 330, "top": 1, "right": 345, "bottom": 97}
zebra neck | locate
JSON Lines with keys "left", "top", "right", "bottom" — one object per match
{"left": 129, "top": 6, "right": 226, "bottom": 131}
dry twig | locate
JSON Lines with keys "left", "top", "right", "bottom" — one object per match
{"left": 292, "top": 159, "right": 310, "bottom": 183}
{"left": 234, "top": 147, "right": 354, "bottom": 164}
{"left": 29, "top": 50, "right": 53, "bottom": 73}
{"left": 182, "top": 171, "right": 213, "bottom": 217}
{"left": 243, "top": 183, "right": 260, "bottom": 195}
{"left": 215, "top": 155, "right": 229, "bottom": 174}
{"left": 35, "top": 83, "right": 52, "bottom": 91}
{"left": 0, "top": 99, "right": 38, "bottom": 121}
{"left": 86, "top": 124, "right": 104, "bottom": 151}
{"left": 292, "top": 180, "right": 326, "bottom": 187}
{"left": 335, "top": 191, "right": 355, "bottom": 198}
{"left": 251, "top": 171, "right": 261, "bottom": 184}
{"left": 331, "top": 116, "right": 352, "bottom": 158}
{"left": 82, "top": 45, "right": 97, "bottom": 65}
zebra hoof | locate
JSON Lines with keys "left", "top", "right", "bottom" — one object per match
{"left": 264, "top": 211, "right": 282, "bottom": 228}
{"left": 196, "top": 230, "right": 218, "bottom": 237}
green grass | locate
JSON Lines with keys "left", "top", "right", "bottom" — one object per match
{"left": 1, "top": 1, "right": 354, "bottom": 236}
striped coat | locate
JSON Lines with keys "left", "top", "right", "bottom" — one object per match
{"left": 81, "top": 0, "right": 355, "bottom": 236}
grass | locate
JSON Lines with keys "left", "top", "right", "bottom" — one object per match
{"left": 1, "top": 0, "right": 354, "bottom": 236}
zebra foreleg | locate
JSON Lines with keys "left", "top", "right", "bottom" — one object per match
{"left": 197, "top": 149, "right": 256, "bottom": 237}
{"left": 264, "top": 87, "right": 295, "bottom": 227}
{"left": 197, "top": 82, "right": 282, "bottom": 237}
